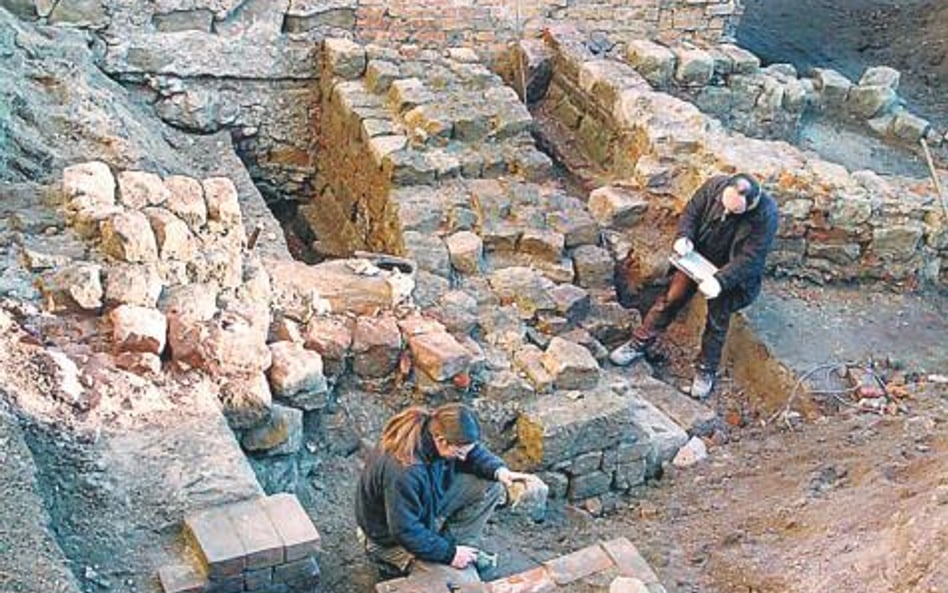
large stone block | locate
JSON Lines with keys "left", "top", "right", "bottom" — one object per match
{"left": 101, "top": 211, "right": 159, "bottom": 262}
{"left": 62, "top": 160, "right": 115, "bottom": 211}
{"left": 672, "top": 46, "right": 713, "bottom": 87}
{"left": 322, "top": 37, "right": 366, "bottom": 80}
{"left": 625, "top": 39, "right": 675, "bottom": 88}
{"left": 161, "top": 283, "right": 218, "bottom": 365}
{"left": 199, "top": 312, "right": 271, "bottom": 376}
{"left": 488, "top": 267, "right": 556, "bottom": 319}
{"left": 445, "top": 231, "right": 483, "bottom": 275}
{"left": 365, "top": 59, "right": 400, "bottom": 94}
{"left": 144, "top": 207, "right": 195, "bottom": 260}
{"left": 811, "top": 68, "right": 852, "bottom": 111}
{"left": 39, "top": 263, "right": 103, "bottom": 312}
{"left": 717, "top": 44, "right": 760, "bottom": 75}
{"left": 588, "top": 186, "right": 649, "bottom": 229}
{"left": 541, "top": 337, "right": 600, "bottom": 390}
{"left": 516, "top": 386, "right": 636, "bottom": 467}
{"left": 872, "top": 223, "right": 924, "bottom": 261}
{"left": 241, "top": 404, "right": 303, "bottom": 456}
{"left": 543, "top": 544, "right": 614, "bottom": 585}
{"left": 404, "top": 231, "right": 451, "bottom": 278}
{"left": 219, "top": 372, "right": 272, "bottom": 430}
{"left": 847, "top": 84, "right": 898, "bottom": 119}
{"left": 572, "top": 245, "right": 614, "bottom": 290}
{"left": 519, "top": 228, "right": 565, "bottom": 262}
{"left": 408, "top": 331, "right": 472, "bottom": 381}
{"left": 104, "top": 263, "right": 163, "bottom": 308}
{"left": 164, "top": 175, "right": 207, "bottom": 230}
{"left": 302, "top": 316, "right": 352, "bottom": 377}
{"left": 202, "top": 177, "right": 242, "bottom": 228}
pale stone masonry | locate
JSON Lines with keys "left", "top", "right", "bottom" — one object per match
{"left": 160, "top": 493, "right": 321, "bottom": 593}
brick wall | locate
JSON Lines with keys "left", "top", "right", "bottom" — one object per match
{"left": 355, "top": 0, "right": 742, "bottom": 58}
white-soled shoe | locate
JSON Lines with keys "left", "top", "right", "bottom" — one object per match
{"left": 690, "top": 369, "right": 716, "bottom": 400}
{"left": 609, "top": 341, "right": 646, "bottom": 367}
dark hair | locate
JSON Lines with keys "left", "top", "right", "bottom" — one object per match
{"left": 379, "top": 403, "right": 481, "bottom": 466}
{"left": 729, "top": 173, "right": 761, "bottom": 208}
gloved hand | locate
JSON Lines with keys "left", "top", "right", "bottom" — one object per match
{"left": 699, "top": 276, "right": 722, "bottom": 299}
{"left": 673, "top": 237, "right": 694, "bottom": 256}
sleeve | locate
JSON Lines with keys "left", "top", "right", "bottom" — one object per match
{"left": 456, "top": 443, "right": 505, "bottom": 481}
{"left": 715, "top": 197, "right": 779, "bottom": 292}
{"left": 386, "top": 469, "right": 456, "bottom": 564}
{"left": 676, "top": 176, "right": 720, "bottom": 242}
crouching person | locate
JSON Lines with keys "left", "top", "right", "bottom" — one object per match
{"left": 355, "top": 403, "right": 533, "bottom": 579}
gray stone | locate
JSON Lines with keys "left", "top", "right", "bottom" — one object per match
{"left": 365, "top": 59, "right": 400, "bottom": 94}
{"left": 39, "top": 262, "right": 103, "bottom": 312}
{"left": 219, "top": 373, "right": 273, "bottom": 430}
{"left": 628, "top": 396, "right": 689, "bottom": 472}
{"left": 695, "top": 86, "right": 733, "bottom": 116}
{"left": 516, "top": 385, "right": 634, "bottom": 467}
{"left": 568, "top": 471, "right": 612, "bottom": 500}
{"left": 431, "top": 290, "right": 479, "bottom": 335}
{"left": 519, "top": 228, "right": 565, "bottom": 262}
{"left": 487, "top": 267, "right": 556, "bottom": 319}
{"left": 199, "top": 310, "right": 272, "bottom": 376}
{"left": 510, "top": 38, "right": 554, "bottom": 102}
{"left": 672, "top": 46, "right": 714, "bottom": 87}
{"left": 322, "top": 37, "right": 366, "bottom": 80}
{"left": 625, "top": 39, "right": 675, "bottom": 88}
{"left": 241, "top": 404, "right": 303, "bottom": 456}
{"left": 847, "top": 84, "right": 898, "bottom": 119}
{"left": 49, "top": 0, "right": 108, "bottom": 28}
{"left": 873, "top": 224, "right": 923, "bottom": 260}
{"left": 388, "top": 78, "right": 433, "bottom": 113}
{"left": 717, "top": 44, "right": 759, "bottom": 74}
{"left": 858, "top": 66, "right": 900, "bottom": 90}
{"left": 504, "top": 474, "right": 549, "bottom": 522}
{"left": 829, "top": 196, "right": 872, "bottom": 228}
{"left": 890, "top": 111, "right": 931, "bottom": 143}
{"left": 541, "top": 337, "right": 600, "bottom": 390}
{"left": 588, "top": 185, "right": 648, "bottom": 229}
{"left": 403, "top": 231, "right": 450, "bottom": 278}
{"left": 811, "top": 68, "right": 852, "bottom": 111}
{"left": 549, "top": 283, "right": 590, "bottom": 322}
{"left": 569, "top": 450, "right": 604, "bottom": 476}
{"left": 445, "top": 231, "right": 483, "bottom": 275}
{"left": 572, "top": 245, "right": 614, "bottom": 289}
{"left": 514, "top": 345, "right": 554, "bottom": 392}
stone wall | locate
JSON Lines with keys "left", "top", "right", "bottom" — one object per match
{"left": 353, "top": 0, "right": 743, "bottom": 58}
{"left": 622, "top": 39, "right": 940, "bottom": 152}
{"left": 530, "top": 27, "right": 948, "bottom": 288}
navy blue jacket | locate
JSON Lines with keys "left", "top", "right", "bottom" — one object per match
{"left": 354, "top": 429, "right": 505, "bottom": 564}
{"left": 677, "top": 175, "right": 779, "bottom": 309}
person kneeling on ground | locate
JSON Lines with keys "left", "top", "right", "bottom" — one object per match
{"left": 610, "top": 172, "right": 779, "bottom": 399}
{"left": 354, "top": 403, "right": 533, "bottom": 578}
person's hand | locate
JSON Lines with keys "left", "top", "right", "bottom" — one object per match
{"left": 495, "top": 467, "right": 531, "bottom": 488}
{"left": 451, "top": 545, "right": 478, "bottom": 569}
{"left": 699, "top": 276, "right": 722, "bottom": 299}
{"left": 673, "top": 237, "right": 694, "bottom": 256}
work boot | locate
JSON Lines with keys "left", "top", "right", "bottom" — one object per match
{"left": 609, "top": 340, "right": 646, "bottom": 367}
{"left": 690, "top": 368, "right": 716, "bottom": 400}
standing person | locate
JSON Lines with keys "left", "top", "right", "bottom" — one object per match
{"left": 609, "top": 173, "right": 779, "bottom": 399}
{"left": 354, "top": 403, "right": 532, "bottom": 578}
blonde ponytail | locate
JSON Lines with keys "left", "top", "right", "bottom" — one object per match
{"left": 379, "top": 406, "right": 430, "bottom": 466}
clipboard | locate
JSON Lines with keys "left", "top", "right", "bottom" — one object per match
{"left": 669, "top": 250, "right": 719, "bottom": 284}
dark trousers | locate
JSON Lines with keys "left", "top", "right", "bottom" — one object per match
{"left": 359, "top": 474, "right": 504, "bottom": 577}
{"left": 631, "top": 271, "right": 735, "bottom": 372}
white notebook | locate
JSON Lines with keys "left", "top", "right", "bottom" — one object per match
{"left": 669, "top": 250, "right": 719, "bottom": 284}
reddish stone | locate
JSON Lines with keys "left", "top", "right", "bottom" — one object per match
{"left": 486, "top": 566, "right": 555, "bottom": 593}
{"left": 600, "top": 538, "right": 659, "bottom": 584}
{"left": 542, "top": 544, "right": 615, "bottom": 585}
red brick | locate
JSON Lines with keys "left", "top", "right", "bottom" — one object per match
{"left": 485, "top": 566, "right": 556, "bottom": 593}
{"left": 260, "top": 493, "right": 321, "bottom": 561}
{"left": 542, "top": 544, "right": 614, "bottom": 585}
{"left": 184, "top": 506, "right": 244, "bottom": 578}
{"left": 601, "top": 538, "right": 659, "bottom": 584}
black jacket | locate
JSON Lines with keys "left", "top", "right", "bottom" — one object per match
{"left": 354, "top": 428, "right": 505, "bottom": 564}
{"left": 677, "top": 175, "right": 779, "bottom": 309}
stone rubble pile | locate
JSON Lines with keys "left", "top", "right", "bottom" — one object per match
{"left": 524, "top": 26, "right": 948, "bottom": 288}
{"left": 622, "top": 38, "right": 937, "bottom": 148}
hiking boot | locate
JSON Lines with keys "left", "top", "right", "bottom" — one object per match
{"left": 609, "top": 340, "right": 646, "bottom": 366}
{"left": 690, "top": 369, "right": 716, "bottom": 400}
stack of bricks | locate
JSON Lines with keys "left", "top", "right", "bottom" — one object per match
{"left": 158, "top": 493, "right": 321, "bottom": 593}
